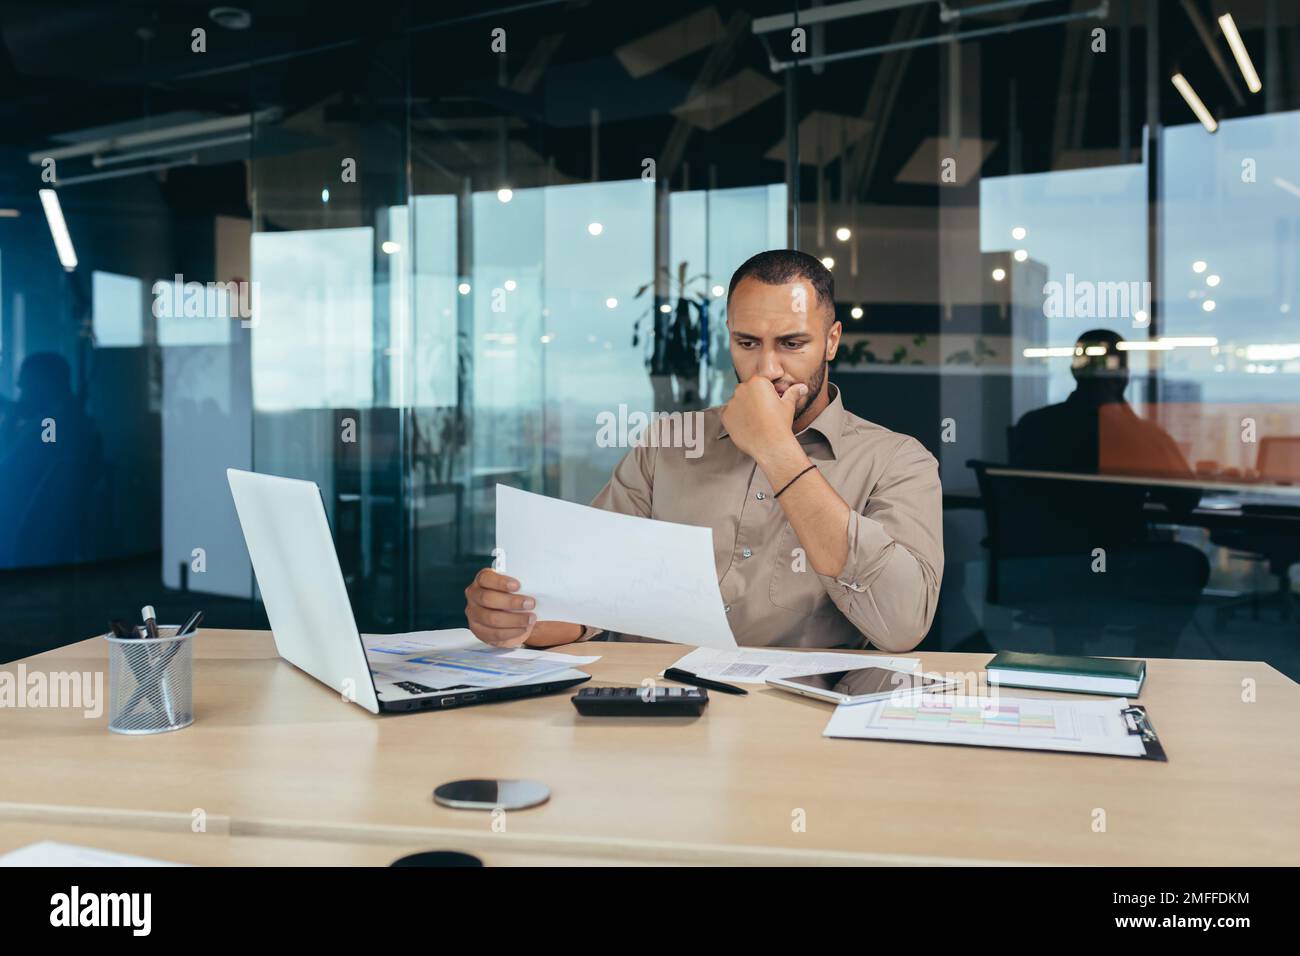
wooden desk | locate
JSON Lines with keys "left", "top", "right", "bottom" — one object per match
{"left": 0, "top": 821, "right": 656, "bottom": 867}
{"left": 3, "top": 632, "right": 1298, "bottom": 865}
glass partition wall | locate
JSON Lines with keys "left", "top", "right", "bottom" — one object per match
{"left": 401, "top": 2, "right": 792, "bottom": 628}
{"left": 3, "top": 2, "right": 1298, "bottom": 680}
{"left": 249, "top": 36, "right": 410, "bottom": 630}
{"left": 0, "top": 14, "right": 266, "bottom": 658}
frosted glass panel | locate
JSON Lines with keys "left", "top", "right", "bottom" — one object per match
{"left": 542, "top": 180, "right": 655, "bottom": 504}
{"left": 980, "top": 165, "right": 1148, "bottom": 404}
{"left": 92, "top": 270, "right": 144, "bottom": 348}
{"left": 250, "top": 227, "right": 375, "bottom": 411}
{"left": 980, "top": 165, "right": 1147, "bottom": 299}
{"left": 1162, "top": 110, "right": 1300, "bottom": 401}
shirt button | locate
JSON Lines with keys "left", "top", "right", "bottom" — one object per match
{"left": 742, "top": 548, "right": 753, "bottom": 558}
{"left": 756, "top": 492, "right": 766, "bottom": 500}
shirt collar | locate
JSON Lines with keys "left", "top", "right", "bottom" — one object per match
{"left": 717, "top": 382, "right": 846, "bottom": 460}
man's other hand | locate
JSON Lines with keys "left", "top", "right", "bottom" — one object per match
{"left": 464, "top": 567, "right": 536, "bottom": 647}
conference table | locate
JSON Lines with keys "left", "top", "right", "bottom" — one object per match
{"left": 2, "top": 631, "right": 1298, "bottom": 866}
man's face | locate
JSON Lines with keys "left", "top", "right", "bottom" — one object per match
{"left": 727, "top": 277, "right": 840, "bottom": 421}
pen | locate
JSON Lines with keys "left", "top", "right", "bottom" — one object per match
{"left": 155, "top": 610, "right": 202, "bottom": 670}
{"left": 140, "top": 605, "right": 177, "bottom": 724}
{"left": 157, "top": 610, "right": 202, "bottom": 667}
{"left": 140, "top": 605, "right": 160, "bottom": 640}
{"left": 175, "top": 610, "right": 204, "bottom": 638}
{"left": 139, "top": 605, "right": 161, "bottom": 671}
{"left": 663, "top": 667, "right": 748, "bottom": 696}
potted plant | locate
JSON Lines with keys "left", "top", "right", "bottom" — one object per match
{"left": 631, "top": 261, "right": 713, "bottom": 411}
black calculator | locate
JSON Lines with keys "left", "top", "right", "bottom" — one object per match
{"left": 571, "top": 685, "right": 709, "bottom": 717}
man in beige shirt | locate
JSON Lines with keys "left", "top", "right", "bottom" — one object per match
{"left": 464, "top": 250, "right": 943, "bottom": 653}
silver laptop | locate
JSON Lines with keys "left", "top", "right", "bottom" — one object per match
{"left": 226, "top": 468, "right": 590, "bottom": 714}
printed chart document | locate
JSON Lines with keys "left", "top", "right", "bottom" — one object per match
{"left": 495, "top": 485, "right": 737, "bottom": 648}
{"left": 362, "top": 627, "right": 600, "bottom": 690}
{"left": 823, "top": 693, "right": 1151, "bottom": 758}
{"left": 665, "top": 646, "right": 919, "bottom": 684}
{"left": 368, "top": 653, "right": 573, "bottom": 691}
{"left": 362, "top": 628, "right": 601, "bottom": 665}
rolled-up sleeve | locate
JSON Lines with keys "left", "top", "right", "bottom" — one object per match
{"left": 814, "top": 438, "right": 944, "bottom": 653}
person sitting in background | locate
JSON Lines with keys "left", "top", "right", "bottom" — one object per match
{"left": 1007, "top": 329, "right": 1207, "bottom": 656}
{"left": 1012, "top": 328, "right": 1200, "bottom": 514}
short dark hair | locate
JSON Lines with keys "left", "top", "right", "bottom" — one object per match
{"left": 727, "top": 249, "right": 835, "bottom": 315}
{"left": 1071, "top": 328, "right": 1127, "bottom": 378}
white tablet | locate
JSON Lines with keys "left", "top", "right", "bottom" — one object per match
{"left": 767, "top": 666, "right": 957, "bottom": 705}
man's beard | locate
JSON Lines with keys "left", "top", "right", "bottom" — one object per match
{"left": 795, "top": 361, "right": 827, "bottom": 421}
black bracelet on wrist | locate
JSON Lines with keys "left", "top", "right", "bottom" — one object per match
{"left": 774, "top": 463, "right": 818, "bottom": 498}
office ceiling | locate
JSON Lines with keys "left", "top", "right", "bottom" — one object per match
{"left": 0, "top": 0, "right": 1295, "bottom": 207}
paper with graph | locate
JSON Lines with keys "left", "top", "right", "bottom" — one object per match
{"left": 361, "top": 628, "right": 601, "bottom": 689}
{"left": 495, "top": 485, "right": 737, "bottom": 649}
{"left": 823, "top": 693, "right": 1149, "bottom": 757}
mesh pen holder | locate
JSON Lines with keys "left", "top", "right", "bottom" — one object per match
{"left": 106, "top": 626, "right": 194, "bottom": 734}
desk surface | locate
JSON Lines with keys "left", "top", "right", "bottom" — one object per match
{"left": 3, "top": 632, "right": 1298, "bottom": 865}
{"left": 0, "top": 822, "right": 651, "bottom": 867}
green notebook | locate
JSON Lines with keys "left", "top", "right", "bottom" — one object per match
{"left": 986, "top": 652, "right": 1145, "bottom": 696}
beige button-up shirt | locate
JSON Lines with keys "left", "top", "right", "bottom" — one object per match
{"left": 586, "top": 384, "right": 943, "bottom": 652}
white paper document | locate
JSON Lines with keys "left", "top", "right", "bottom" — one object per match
{"left": 363, "top": 630, "right": 475, "bottom": 656}
{"left": 665, "top": 646, "right": 920, "bottom": 685}
{"left": 362, "top": 628, "right": 600, "bottom": 690}
{"left": 0, "top": 841, "right": 181, "bottom": 867}
{"left": 823, "top": 693, "right": 1148, "bottom": 757}
{"left": 495, "top": 485, "right": 737, "bottom": 648}
{"left": 368, "top": 653, "right": 571, "bottom": 690}
{"left": 362, "top": 628, "right": 600, "bottom": 665}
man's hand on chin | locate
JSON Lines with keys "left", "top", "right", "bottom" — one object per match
{"left": 721, "top": 376, "right": 807, "bottom": 460}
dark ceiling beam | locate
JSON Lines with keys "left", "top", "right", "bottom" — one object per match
{"left": 1050, "top": 2, "right": 1087, "bottom": 165}
{"left": 511, "top": 33, "right": 565, "bottom": 94}
{"left": 1292, "top": 23, "right": 1300, "bottom": 106}
{"left": 843, "top": 3, "right": 928, "bottom": 201}
{"left": 1179, "top": 0, "right": 1245, "bottom": 107}
{"left": 658, "top": 11, "right": 752, "bottom": 182}
{"left": 752, "top": 0, "right": 929, "bottom": 34}
{"left": 510, "top": 0, "right": 591, "bottom": 94}
{"left": 1069, "top": 25, "right": 1095, "bottom": 152}
{"left": 1284, "top": 20, "right": 1294, "bottom": 106}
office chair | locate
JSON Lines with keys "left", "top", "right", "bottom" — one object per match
{"left": 967, "top": 460, "right": 1115, "bottom": 632}
{"left": 1211, "top": 437, "right": 1300, "bottom": 625}
{"left": 968, "top": 460, "right": 1211, "bottom": 657}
